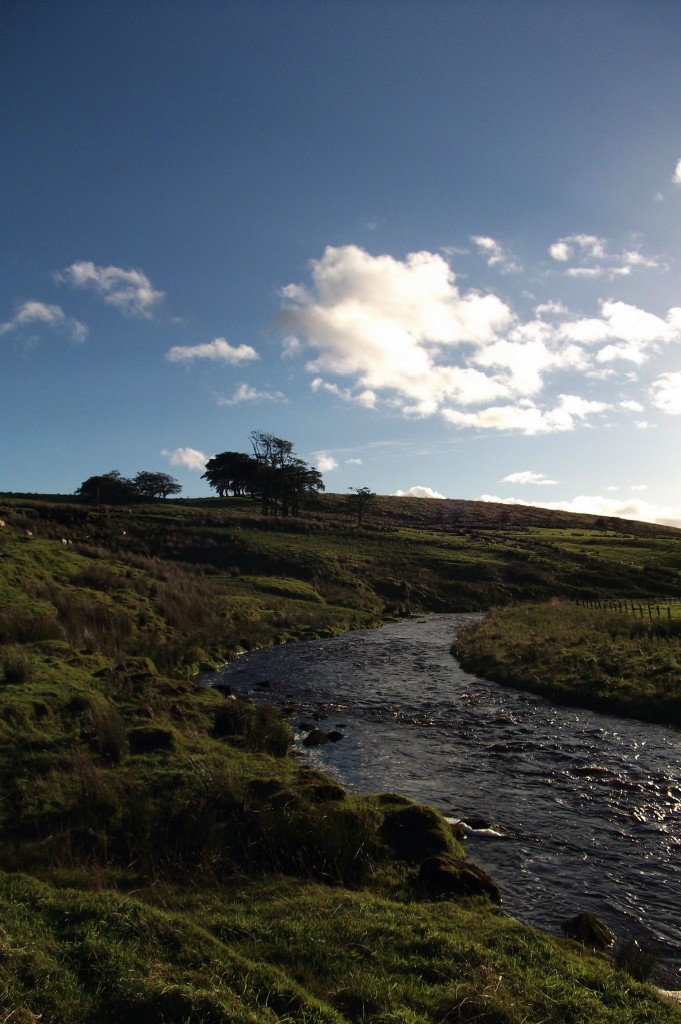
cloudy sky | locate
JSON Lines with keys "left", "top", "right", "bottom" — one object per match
{"left": 3, "top": 1, "right": 681, "bottom": 526}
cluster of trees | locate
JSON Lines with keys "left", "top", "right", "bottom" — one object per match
{"left": 76, "top": 470, "right": 182, "bottom": 504}
{"left": 74, "top": 432, "right": 376, "bottom": 521}
{"left": 202, "top": 431, "right": 324, "bottom": 516}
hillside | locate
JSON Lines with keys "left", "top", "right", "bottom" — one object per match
{"left": 0, "top": 493, "right": 679, "bottom": 1023}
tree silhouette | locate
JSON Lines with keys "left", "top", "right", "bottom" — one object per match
{"left": 201, "top": 433, "right": 324, "bottom": 516}
{"left": 133, "top": 471, "right": 182, "bottom": 499}
{"left": 347, "top": 486, "right": 376, "bottom": 526}
{"left": 76, "top": 471, "right": 137, "bottom": 504}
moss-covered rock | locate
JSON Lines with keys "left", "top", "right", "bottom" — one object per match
{"left": 418, "top": 854, "right": 501, "bottom": 904}
{"left": 381, "top": 803, "right": 458, "bottom": 863}
{"left": 562, "top": 912, "right": 614, "bottom": 949}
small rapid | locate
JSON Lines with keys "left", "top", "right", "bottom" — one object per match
{"left": 207, "top": 613, "right": 681, "bottom": 985}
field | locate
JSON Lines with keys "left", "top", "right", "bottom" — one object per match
{"left": 0, "top": 492, "right": 680, "bottom": 1022}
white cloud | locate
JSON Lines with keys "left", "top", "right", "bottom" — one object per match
{"left": 501, "top": 471, "right": 557, "bottom": 486}
{"left": 673, "top": 158, "right": 681, "bottom": 185}
{"left": 548, "top": 241, "right": 572, "bottom": 262}
{"left": 280, "top": 245, "right": 515, "bottom": 415}
{"left": 56, "top": 261, "right": 164, "bottom": 318}
{"left": 620, "top": 399, "right": 644, "bottom": 412}
{"left": 218, "top": 382, "right": 286, "bottom": 405}
{"left": 631, "top": 484, "right": 648, "bottom": 492}
{"left": 442, "top": 394, "right": 609, "bottom": 435}
{"left": 557, "top": 300, "right": 681, "bottom": 365}
{"left": 470, "top": 235, "right": 521, "bottom": 273}
{"left": 535, "top": 300, "right": 568, "bottom": 317}
{"left": 167, "top": 338, "right": 259, "bottom": 364}
{"left": 548, "top": 235, "right": 662, "bottom": 280}
{"left": 278, "top": 244, "right": 681, "bottom": 435}
{"left": 394, "top": 485, "right": 446, "bottom": 499}
{"left": 650, "top": 371, "right": 681, "bottom": 414}
{"left": 161, "top": 447, "right": 208, "bottom": 470}
{"left": 479, "top": 492, "right": 681, "bottom": 529}
{"left": 0, "top": 300, "right": 87, "bottom": 342}
{"left": 314, "top": 454, "right": 339, "bottom": 473}
{"left": 346, "top": 457, "right": 363, "bottom": 465}
{"left": 310, "top": 376, "right": 378, "bottom": 408}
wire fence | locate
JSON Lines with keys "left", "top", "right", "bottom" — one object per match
{"left": 575, "top": 598, "right": 681, "bottom": 620}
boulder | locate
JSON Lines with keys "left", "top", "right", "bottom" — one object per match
{"left": 419, "top": 855, "right": 501, "bottom": 904}
{"left": 381, "top": 803, "right": 456, "bottom": 863}
{"left": 562, "top": 913, "right": 614, "bottom": 949}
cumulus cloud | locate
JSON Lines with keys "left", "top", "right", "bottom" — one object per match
{"left": 650, "top": 371, "right": 681, "bottom": 414}
{"left": 167, "top": 338, "right": 258, "bottom": 364}
{"left": 314, "top": 454, "right": 339, "bottom": 473}
{"left": 311, "top": 377, "right": 377, "bottom": 408}
{"left": 620, "top": 399, "right": 644, "bottom": 412}
{"left": 673, "top": 158, "right": 681, "bottom": 185}
{"left": 0, "top": 300, "right": 87, "bottom": 342}
{"left": 56, "top": 261, "right": 164, "bottom": 317}
{"left": 394, "top": 485, "right": 446, "bottom": 499}
{"left": 442, "top": 394, "right": 610, "bottom": 435}
{"left": 280, "top": 245, "right": 514, "bottom": 415}
{"left": 218, "top": 383, "right": 286, "bottom": 405}
{"left": 548, "top": 235, "right": 662, "bottom": 279}
{"left": 161, "top": 447, "right": 208, "bottom": 470}
{"left": 480, "top": 492, "right": 681, "bottom": 529}
{"left": 470, "top": 235, "right": 521, "bottom": 273}
{"left": 500, "top": 471, "right": 557, "bottom": 486}
{"left": 278, "top": 244, "right": 681, "bottom": 435}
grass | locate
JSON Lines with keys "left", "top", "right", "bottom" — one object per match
{"left": 1, "top": 873, "right": 677, "bottom": 1024}
{"left": 454, "top": 601, "right": 681, "bottom": 724}
{"left": 0, "top": 494, "right": 680, "bottom": 1021}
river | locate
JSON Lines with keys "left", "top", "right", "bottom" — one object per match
{"left": 206, "top": 613, "right": 681, "bottom": 985}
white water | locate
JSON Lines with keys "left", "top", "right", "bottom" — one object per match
{"left": 208, "top": 613, "right": 681, "bottom": 985}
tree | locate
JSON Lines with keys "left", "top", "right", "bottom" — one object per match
{"left": 347, "top": 486, "right": 376, "bottom": 526}
{"left": 249, "top": 431, "right": 295, "bottom": 516}
{"left": 201, "top": 433, "right": 324, "bottom": 516}
{"left": 75, "top": 471, "right": 137, "bottom": 505}
{"left": 202, "top": 452, "right": 257, "bottom": 498}
{"left": 133, "top": 471, "right": 182, "bottom": 500}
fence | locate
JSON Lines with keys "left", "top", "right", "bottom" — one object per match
{"left": 576, "top": 598, "right": 681, "bottom": 620}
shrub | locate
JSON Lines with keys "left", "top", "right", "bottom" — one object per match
{"left": 128, "top": 726, "right": 177, "bottom": 755}
{"left": 613, "top": 932, "right": 661, "bottom": 981}
{"left": 213, "top": 698, "right": 292, "bottom": 755}
{"left": 0, "top": 645, "right": 34, "bottom": 684}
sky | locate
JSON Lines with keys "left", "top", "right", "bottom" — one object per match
{"left": 3, "top": 1, "right": 681, "bottom": 527}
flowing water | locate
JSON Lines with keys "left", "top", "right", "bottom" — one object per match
{"left": 207, "top": 613, "right": 681, "bottom": 984}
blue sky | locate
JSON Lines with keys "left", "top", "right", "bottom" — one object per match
{"left": 3, "top": 1, "right": 681, "bottom": 526}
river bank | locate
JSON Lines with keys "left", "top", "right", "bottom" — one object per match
{"left": 453, "top": 602, "right": 681, "bottom": 727}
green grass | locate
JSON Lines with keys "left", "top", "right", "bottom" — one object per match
{"left": 1, "top": 494, "right": 681, "bottom": 1021}
{"left": 454, "top": 601, "right": 681, "bottom": 724}
{"left": 1, "top": 872, "right": 678, "bottom": 1024}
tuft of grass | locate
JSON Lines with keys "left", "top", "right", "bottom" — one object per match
{"left": 614, "top": 932, "right": 662, "bottom": 982}
{"left": 0, "top": 645, "right": 35, "bottom": 683}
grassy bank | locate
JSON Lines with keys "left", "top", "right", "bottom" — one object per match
{"left": 1, "top": 495, "right": 680, "bottom": 1021}
{"left": 454, "top": 601, "right": 681, "bottom": 725}
{"left": 3, "top": 872, "right": 678, "bottom": 1024}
